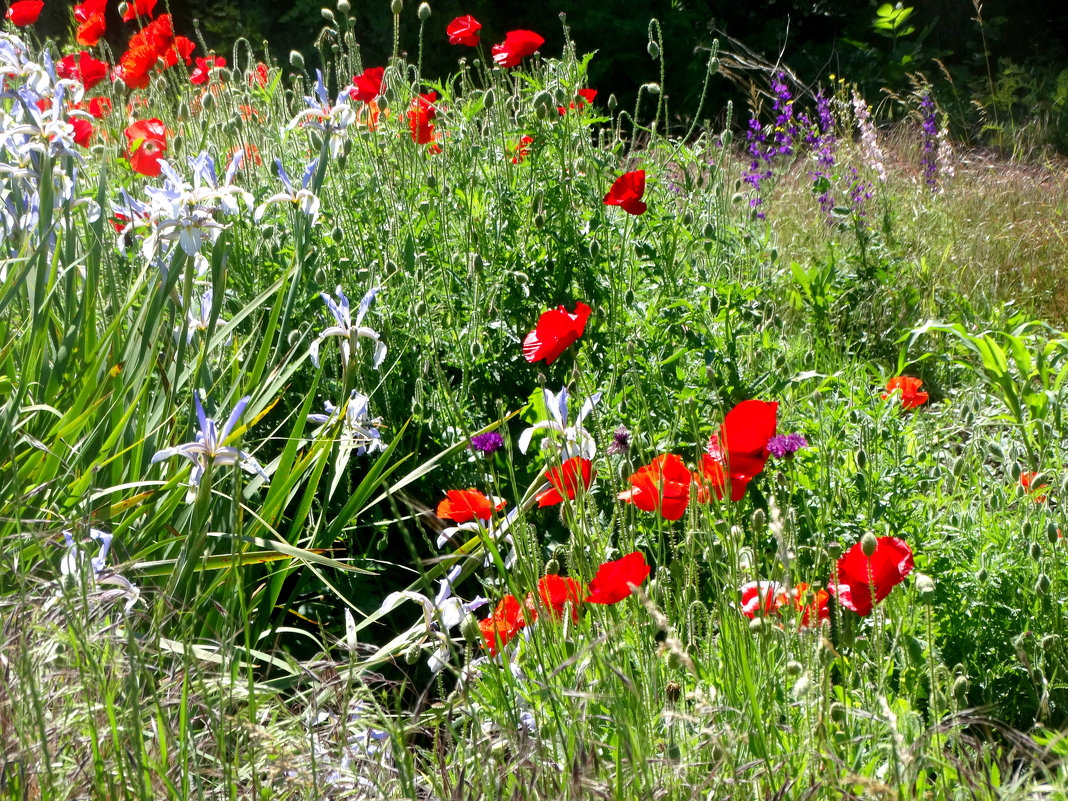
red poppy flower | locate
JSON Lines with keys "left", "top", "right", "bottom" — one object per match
{"left": 436, "top": 488, "right": 505, "bottom": 523}
{"left": 882, "top": 376, "right": 928, "bottom": 410}
{"left": 121, "top": 0, "right": 157, "bottom": 22}
{"left": 559, "top": 88, "right": 597, "bottom": 115}
{"left": 407, "top": 91, "right": 442, "bottom": 152}
{"left": 249, "top": 62, "right": 269, "bottom": 88}
{"left": 349, "top": 66, "right": 384, "bottom": 103}
{"left": 69, "top": 117, "right": 94, "bottom": 147}
{"left": 446, "top": 14, "right": 481, "bottom": 46}
{"left": 74, "top": 0, "right": 106, "bottom": 44}
{"left": 119, "top": 45, "right": 158, "bottom": 90}
{"left": 1020, "top": 471, "right": 1048, "bottom": 502}
{"left": 740, "top": 580, "right": 786, "bottom": 618}
{"left": 829, "top": 536, "right": 914, "bottom": 616}
{"left": 535, "top": 575, "right": 584, "bottom": 622}
{"left": 161, "top": 36, "right": 195, "bottom": 69}
{"left": 522, "top": 302, "right": 591, "bottom": 365}
{"left": 512, "top": 134, "right": 534, "bottom": 164}
{"left": 491, "top": 29, "right": 544, "bottom": 68}
{"left": 228, "top": 143, "right": 262, "bottom": 167}
{"left": 603, "top": 170, "right": 647, "bottom": 215}
{"left": 86, "top": 96, "right": 112, "bottom": 118}
{"left": 585, "top": 552, "right": 651, "bottom": 605}
{"left": 536, "top": 457, "right": 594, "bottom": 507}
{"left": 5, "top": 0, "right": 42, "bottom": 25}
{"left": 699, "top": 399, "right": 778, "bottom": 502}
{"left": 56, "top": 52, "right": 109, "bottom": 90}
{"left": 128, "top": 14, "right": 173, "bottom": 54}
{"left": 189, "top": 55, "right": 225, "bottom": 85}
{"left": 793, "top": 583, "right": 831, "bottom": 627}
{"left": 618, "top": 454, "right": 692, "bottom": 521}
{"left": 478, "top": 594, "right": 532, "bottom": 655}
{"left": 123, "top": 118, "right": 167, "bottom": 176}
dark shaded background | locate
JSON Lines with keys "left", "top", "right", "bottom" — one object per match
{"left": 31, "top": 0, "right": 1068, "bottom": 142}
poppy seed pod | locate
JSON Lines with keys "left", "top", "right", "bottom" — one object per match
{"left": 289, "top": 50, "right": 305, "bottom": 69}
{"left": 1035, "top": 573, "right": 1051, "bottom": 595}
{"left": 390, "top": 0, "right": 402, "bottom": 14}
{"left": 916, "top": 573, "right": 936, "bottom": 603}
{"left": 860, "top": 532, "right": 878, "bottom": 557}
{"left": 417, "top": 2, "right": 430, "bottom": 19}
{"left": 1047, "top": 521, "right": 1060, "bottom": 544}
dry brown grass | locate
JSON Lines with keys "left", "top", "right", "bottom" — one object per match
{"left": 762, "top": 124, "right": 1068, "bottom": 322}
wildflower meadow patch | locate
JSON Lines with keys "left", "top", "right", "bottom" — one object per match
{"left": 2, "top": 1, "right": 1068, "bottom": 799}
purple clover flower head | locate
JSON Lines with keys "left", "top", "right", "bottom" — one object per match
{"left": 767, "top": 432, "right": 808, "bottom": 459}
{"left": 607, "top": 426, "right": 631, "bottom": 456}
{"left": 470, "top": 431, "right": 504, "bottom": 455}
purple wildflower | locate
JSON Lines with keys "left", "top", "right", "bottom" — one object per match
{"left": 807, "top": 91, "right": 837, "bottom": 217}
{"left": 470, "top": 431, "right": 504, "bottom": 455}
{"left": 920, "top": 93, "right": 938, "bottom": 191}
{"left": 607, "top": 426, "right": 630, "bottom": 456}
{"left": 770, "top": 72, "right": 797, "bottom": 156}
{"left": 767, "top": 433, "right": 808, "bottom": 459}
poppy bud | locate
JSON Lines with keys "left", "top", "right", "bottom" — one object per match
{"left": 513, "top": 271, "right": 529, "bottom": 285}
{"left": 644, "top": 83, "right": 661, "bottom": 96}
{"left": 1042, "top": 633, "right": 1060, "bottom": 652}
{"left": 338, "top": 0, "right": 350, "bottom": 12}
{"left": 414, "top": 301, "right": 427, "bottom": 316}
{"left": 118, "top": 2, "right": 129, "bottom": 17}
{"left": 829, "top": 702, "right": 846, "bottom": 723}
{"left": 916, "top": 573, "right": 936, "bottom": 603}
{"left": 533, "top": 213, "right": 545, "bottom": 229}
{"left": 544, "top": 558, "right": 559, "bottom": 575}
{"left": 856, "top": 448, "right": 867, "bottom": 470}
{"left": 786, "top": 660, "right": 802, "bottom": 676}
{"left": 287, "top": 329, "right": 301, "bottom": 348}
{"left": 607, "top": 94, "right": 617, "bottom": 111}
{"left": 826, "top": 542, "right": 843, "bottom": 559}
{"left": 390, "top": 0, "right": 402, "bottom": 14}
{"left": 172, "top": 134, "right": 183, "bottom": 153}
{"left": 952, "top": 456, "right": 966, "bottom": 477}
{"left": 748, "top": 617, "right": 764, "bottom": 634}
{"left": 906, "top": 635, "right": 924, "bottom": 663}
{"left": 417, "top": 2, "right": 430, "bottom": 19}
{"left": 1047, "top": 521, "right": 1060, "bottom": 544}
{"left": 1035, "top": 573, "right": 1050, "bottom": 595}
{"left": 589, "top": 239, "right": 600, "bottom": 259}
{"left": 952, "top": 675, "right": 969, "bottom": 703}
{"left": 647, "top": 41, "right": 660, "bottom": 60}
{"left": 720, "top": 129, "right": 732, "bottom": 147}
{"left": 860, "top": 532, "right": 878, "bottom": 557}
{"left": 1010, "top": 462, "right": 1022, "bottom": 482}
{"left": 1022, "top": 520, "right": 1033, "bottom": 538}
{"left": 483, "top": 88, "right": 495, "bottom": 109}
{"left": 750, "top": 508, "right": 766, "bottom": 531}
{"left": 471, "top": 341, "right": 483, "bottom": 358}
{"left": 331, "top": 226, "right": 344, "bottom": 243}
{"left": 624, "top": 289, "right": 635, "bottom": 306}
{"left": 321, "top": 8, "right": 337, "bottom": 23}
{"left": 454, "top": 612, "right": 479, "bottom": 643}
{"left": 403, "top": 639, "right": 423, "bottom": 664}
{"left": 791, "top": 676, "right": 811, "bottom": 699}
{"left": 710, "top": 57, "right": 720, "bottom": 73}
{"left": 533, "top": 91, "right": 555, "bottom": 119}
{"left": 290, "top": 50, "right": 305, "bottom": 69}
{"left": 1030, "top": 542, "right": 1043, "bottom": 561}
{"left": 977, "top": 567, "right": 988, "bottom": 582}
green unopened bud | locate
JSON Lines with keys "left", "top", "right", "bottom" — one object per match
{"left": 289, "top": 50, "right": 305, "bottom": 69}
{"left": 682, "top": 210, "right": 694, "bottom": 226}
{"left": 751, "top": 508, "right": 766, "bottom": 532}
{"left": 390, "top": 0, "right": 402, "bottom": 14}
{"left": 906, "top": 635, "right": 925, "bottom": 663}
{"left": 786, "top": 660, "right": 803, "bottom": 676}
{"left": 748, "top": 617, "right": 764, "bottom": 634}
{"left": 1035, "top": 573, "right": 1051, "bottom": 595}
{"left": 544, "top": 558, "right": 559, "bottom": 575}
{"left": 644, "top": 82, "right": 661, "bottom": 96}
{"left": 1022, "top": 520, "right": 1033, "bottom": 538}
{"left": 607, "top": 93, "right": 618, "bottom": 111}
{"left": 830, "top": 702, "right": 846, "bottom": 723}
{"left": 172, "top": 133, "right": 183, "bottom": 153}
{"left": 414, "top": 300, "right": 427, "bottom": 316}
{"left": 417, "top": 2, "right": 430, "bottom": 20}
{"left": 483, "top": 88, "right": 495, "bottom": 109}
{"left": 471, "top": 341, "right": 483, "bottom": 359}
{"left": 1030, "top": 542, "right": 1043, "bottom": 561}
{"left": 709, "top": 57, "right": 720, "bottom": 73}
{"left": 856, "top": 448, "right": 867, "bottom": 470}
{"left": 916, "top": 573, "right": 936, "bottom": 603}
{"left": 461, "top": 613, "right": 481, "bottom": 643}
{"left": 513, "top": 271, "right": 529, "bottom": 286}
{"left": 647, "top": 40, "right": 660, "bottom": 60}
{"left": 1011, "top": 462, "right": 1023, "bottom": 482}
{"left": 588, "top": 239, "right": 600, "bottom": 259}
{"left": 977, "top": 567, "right": 988, "bottom": 582}
{"left": 1042, "top": 633, "right": 1060, "bottom": 653}
{"left": 404, "top": 639, "right": 422, "bottom": 664}
{"left": 1047, "top": 521, "right": 1060, "bottom": 544}
{"left": 720, "top": 129, "right": 732, "bottom": 147}
{"left": 337, "top": 0, "right": 350, "bottom": 12}
{"left": 624, "top": 288, "right": 635, "bottom": 306}
{"left": 533, "top": 90, "right": 554, "bottom": 119}
{"left": 861, "top": 532, "right": 878, "bottom": 558}
{"left": 331, "top": 226, "right": 344, "bottom": 243}
{"left": 426, "top": 173, "right": 437, "bottom": 189}
{"left": 988, "top": 441, "right": 1004, "bottom": 460}
{"left": 791, "top": 675, "right": 811, "bottom": 699}
{"left": 952, "top": 455, "right": 967, "bottom": 477}
{"left": 952, "top": 675, "right": 969, "bottom": 703}
{"left": 117, "top": 1, "right": 129, "bottom": 18}
{"left": 533, "top": 213, "right": 545, "bottom": 229}
{"left": 826, "top": 542, "right": 843, "bottom": 560}
{"left": 321, "top": 7, "right": 337, "bottom": 23}
{"left": 287, "top": 329, "right": 301, "bottom": 348}
{"left": 201, "top": 91, "right": 216, "bottom": 112}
